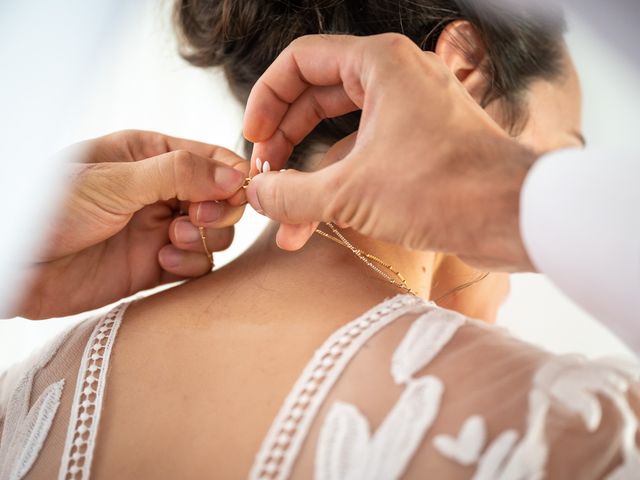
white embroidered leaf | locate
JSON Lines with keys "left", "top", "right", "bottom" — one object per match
{"left": 596, "top": 357, "right": 640, "bottom": 382}
{"left": 433, "top": 415, "right": 486, "bottom": 466}
{"left": 536, "top": 357, "right": 632, "bottom": 433}
{"left": 1, "top": 374, "right": 32, "bottom": 441}
{"left": 0, "top": 326, "right": 73, "bottom": 479}
{"left": 315, "top": 401, "right": 370, "bottom": 480}
{"left": 494, "top": 355, "right": 639, "bottom": 480}
{"left": 471, "top": 430, "right": 519, "bottom": 480}
{"left": 497, "top": 389, "right": 550, "bottom": 480}
{"left": 0, "top": 324, "right": 74, "bottom": 441}
{"left": 366, "top": 376, "right": 444, "bottom": 479}
{"left": 391, "top": 311, "right": 464, "bottom": 384}
{"left": 9, "top": 379, "right": 65, "bottom": 480}
{"left": 551, "top": 382, "right": 602, "bottom": 431}
{"left": 0, "top": 372, "right": 35, "bottom": 475}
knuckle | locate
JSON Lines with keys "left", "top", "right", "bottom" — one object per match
{"left": 110, "top": 129, "right": 136, "bottom": 151}
{"left": 370, "top": 33, "right": 421, "bottom": 82}
{"left": 143, "top": 131, "right": 169, "bottom": 158}
{"left": 289, "top": 36, "right": 307, "bottom": 49}
{"left": 287, "top": 35, "right": 313, "bottom": 56}
{"left": 117, "top": 129, "right": 147, "bottom": 148}
{"left": 172, "top": 149, "right": 192, "bottom": 164}
{"left": 170, "top": 150, "right": 196, "bottom": 200}
{"left": 377, "top": 32, "right": 415, "bottom": 56}
{"left": 273, "top": 182, "right": 294, "bottom": 222}
{"left": 113, "top": 128, "right": 137, "bottom": 141}
{"left": 291, "top": 34, "right": 317, "bottom": 49}
{"left": 256, "top": 177, "right": 277, "bottom": 215}
{"left": 262, "top": 171, "right": 296, "bottom": 222}
{"left": 421, "top": 52, "right": 451, "bottom": 85}
{"left": 308, "top": 91, "right": 327, "bottom": 122}
{"left": 323, "top": 171, "right": 354, "bottom": 224}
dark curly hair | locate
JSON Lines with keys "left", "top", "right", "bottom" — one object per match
{"left": 174, "top": 0, "right": 566, "bottom": 167}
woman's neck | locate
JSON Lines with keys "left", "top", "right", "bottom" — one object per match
{"left": 236, "top": 222, "right": 436, "bottom": 301}
{"left": 266, "top": 151, "right": 437, "bottom": 298}
{"left": 131, "top": 220, "right": 438, "bottom": 334}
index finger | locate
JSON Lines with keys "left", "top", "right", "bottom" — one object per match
{"left": 117, "top": 131, "right": 249, "bottom": 203}
{"left": 126, "top": 130, "right": 247, "bottom": 167}
{"left": 243, "top": 34, "right": 367, "bottom": 145}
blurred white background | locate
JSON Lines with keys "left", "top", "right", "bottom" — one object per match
{"left": 1, "top": 1, "right": 638, "bottom": 369}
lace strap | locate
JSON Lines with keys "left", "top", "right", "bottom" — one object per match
{"left": 58, "top": 303, "right": 128, "bottom": 480}
{"left": 250, "top": 294, "right": 431, "bottom": 480}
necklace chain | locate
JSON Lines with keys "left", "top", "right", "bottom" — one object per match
{"left": 241, "top": 176, "right": 483, "bottom": 299}
{"left": 315, "top": 222, "right": 418, "bottom": 296}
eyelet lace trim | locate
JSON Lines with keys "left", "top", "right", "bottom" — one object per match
{"left": 250, "top": 294, "right": 431, "bottom": 480}
{"left": 58, "top": 303, "right": 128, "bottom": 480}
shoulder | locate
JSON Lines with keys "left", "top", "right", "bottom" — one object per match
{"left": 268, "top": 299, "right": 640, "bottom": 479}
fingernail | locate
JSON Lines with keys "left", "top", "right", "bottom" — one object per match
{"left": 262, "top": 160, "right": 271, "bottom": 173}
{"left": 256, "top": 157, "right": 262, "bottom": 172}
{"left": 159, "top": 246, "right": 182, "bottom": 268}
{"left": 246, "top": 176, "right": 263, "bottom": 214}
{"left": 215, "top": 166, "right": 245, "bottom": 193}
{"left": 197, "top": 202, "right": 224, "bottom": 223}
{"left": 175, "top": 220, "right": 201, "bottom": 243}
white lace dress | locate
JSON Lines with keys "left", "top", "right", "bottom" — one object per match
{"left": 1, "top": 295, "right": 639, "bottom": 479}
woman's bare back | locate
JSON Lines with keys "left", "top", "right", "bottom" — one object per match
{"left": 3, "top": 241, "right": 640, "bottom": 479}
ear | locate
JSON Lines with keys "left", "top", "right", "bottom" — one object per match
{"left": 435, "top": 20, "right": 488, "bottom": 102}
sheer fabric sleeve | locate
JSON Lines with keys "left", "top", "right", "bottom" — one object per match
{"left": 270, "top": 303, "right": 640, "bottom": 479}
{"left": 0, "top": 318, "right": 97, "bottom": 480}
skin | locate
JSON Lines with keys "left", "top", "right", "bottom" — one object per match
{"left": 242, "top": 33, "right": 583, "bottom": 272}
{"left": 267, "top": 24, "right": 583, "bottom": 321}
{"left": 435, "top": 38, "right": 583, "bottom": 319}
{"left": 11, "top": 130, "right": 250, "bottom": 319}
{"left": 86, "top": 27, "right": 583, "bottom": 479}
{"left": 12, "top": 29, "right": 582, "bottom": 321}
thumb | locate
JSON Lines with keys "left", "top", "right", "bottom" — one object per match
{"left": 245, "top": 167, "right": 337, "bottom": 224}
{"left": 245, "top": 133, "right": 355, "bottom": 224}
{"left": 98, "top": 149, "right": 247, "bottom": 214}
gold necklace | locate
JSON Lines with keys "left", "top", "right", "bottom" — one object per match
{"left": 239, "top": 175, "right": 476, "bottom": 298}
{"left": 197, "top": 177, "right": 252, "bottom": 268}
{"left": 315, "top": 222, "right": 418, "bottom": 296}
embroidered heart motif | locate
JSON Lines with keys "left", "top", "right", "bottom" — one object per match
{"left": 433, "top": 414, "right": 486, "bottom": 466}
{"left": 316, "top": 376, "right": 444, "bottom": 480}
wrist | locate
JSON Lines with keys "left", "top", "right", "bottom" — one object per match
{"left": 492, "top": 139, "right": 538, "bottom": 271}
{"left": 461, "top": 136, "right": 538, "bottom": 272}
